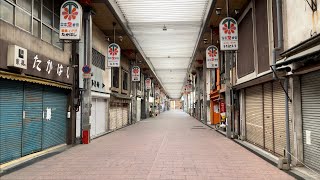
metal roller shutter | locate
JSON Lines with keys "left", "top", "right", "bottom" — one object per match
{"left": 95, "top": 99, "right": 106, "bottom": 136}
{"left": 273, "top": 81, "right": 287, "bottom": 156}
{"left": 122, "top": 105, "right": 128, "bottom": 126}
{"left": 137, "top": 98, "right": 141, "bottom": 122}
{"left": 301, "top": 71, "right": 320, "bottom": 171}
{"left": 42, "top": 87, "right": 67, "bottom": 149}
{"left": 90, "top": 98, "right": 97, "bottom": 138}
{"left": 246, "top": 85, "right": 264, "bottom": 147}
{"left": 0, "top": 79, "right": 23, "bottom": 164}
{"left": 263, "top": 82, "right": 274, "bottom": 152}
{"left": 116, "top": 105, "right": 123, "bottom": 128}
{"left": 109, "top": 105, "right": 117, "bottom": 130}
{"left": 22, "top": 83, "right": 43, "bottom": 156}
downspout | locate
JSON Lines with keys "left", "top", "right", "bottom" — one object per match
{"left": 272, "top": 0, "right": 283, "bottom": 79}
{"left": 285, "top": 78, "right": 291, "bottom": 165}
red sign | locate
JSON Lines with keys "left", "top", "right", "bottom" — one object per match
{"left": 220, "top": 101, "right": 226, "bottom": 113}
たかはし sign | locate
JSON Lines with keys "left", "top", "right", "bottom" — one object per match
{"left": 219, "top": 17, "right": 238, "bottom": 51}
{"left": 59, "top": 1, "right": 82, "bottom": 40}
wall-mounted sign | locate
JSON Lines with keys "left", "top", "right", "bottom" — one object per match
{"left": 186, "top": 83, "right": 192, "bottom": 93}
{"left": 145, "top": 78, "right": 151, "bottom": 90}
{"left": 7, "top": 45, "right": 27, "bottom": 69}
{"left": 59, "top": 1, "right": 83, "bottom": 40}
{"left": 107, "top": 43, "right": 121, "bottom": 67}
{"left": 219, "top": 17, "right": 238, "bottom": 51}
{"left": 206, "top": 45, "right": 219, "bottom": 68}
{"left": 132, "top": 66, "right": 140, "bottom": 81}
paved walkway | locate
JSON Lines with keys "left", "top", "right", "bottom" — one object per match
{"left": 2, "top": 110, "right": 294, "bottom": 180}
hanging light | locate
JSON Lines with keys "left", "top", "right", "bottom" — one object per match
{"left": 215, "top": 8, "right": 222, "bottom": 15}
{"left": 163, "top": 25, "right": 167, "bottom": 31}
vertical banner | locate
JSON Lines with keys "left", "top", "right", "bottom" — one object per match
{"left": 145, "top": 78, "right": 151, "bottom": 90}
{"left": 59, "top": 0, "right": 83, "bottom": 40}
{"left": 219, "top": 17, "right": 238, "bottom": 51}
{"left": 107, "top": 43, "right": 121, "bottom": 67}
{"left": 132, "top": 66, "right": 140, "bottom": 81}
{"left": 185, "top": 83, "right": 192, "bottom": 93}
{"left": 206, "top": 45, "right": 219, "bottom": 68}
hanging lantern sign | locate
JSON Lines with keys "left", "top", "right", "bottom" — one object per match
{"left": 219, "top": 17, "right": 238, "bottom": 51}
{"left": 206, "top": 45, "right": 219, "bottom": 68}
{"left": 59, "top": 0, "right": 83, "bottom": 40}
{"left": 132, "top": 66, "right": 140, "bottom": 81}
{"left": 107, "top": 43, "right": 121, "bottom": 67}
{"left": 145, "top": 78, "right": 151, "bottom": 90}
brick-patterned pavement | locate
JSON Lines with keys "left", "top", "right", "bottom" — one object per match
{"left": 1, "top": 110, "right": 294, "bottom": 180}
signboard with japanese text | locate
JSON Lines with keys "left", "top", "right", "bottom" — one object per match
{"left": 219, "top": 17, "right": 238, "bottom": 51}
{"left": 132, "top": 66, "right": 140, "bottom": 81}
{"left": 59, "top": 1, "right": 82, "bottom": 40}
{"left": 206, "top": 45, "right": 219, "bottom": 68}
{"left": 107, "top": 43, "right": 121, "bottom": 67}
{"left": 0, "top": 40, "right": 73, "bottom": 84}
{"left": 145, "top": 78, "right": 151, "bottom": 90}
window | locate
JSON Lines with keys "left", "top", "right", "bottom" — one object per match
{"left": 92, "top": 49, "right": 106, "bottom": 70}
{"left": 122, "top": 70, "right": 129, "bottom": 91}
{"left": 0, "top": 0, "right": 64, "bottom": 49}
{"left": 112, "top": 67, "right": 119, "bottom": 89}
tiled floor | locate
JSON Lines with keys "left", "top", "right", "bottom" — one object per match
{"left": 1, "top": 110, "right": 294, "bottom": 180}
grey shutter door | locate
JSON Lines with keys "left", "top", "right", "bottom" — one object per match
{"left": 95, "top": 99, "right": 106, "bottom": 136}
{"left": 117, "top": 105, "right": 123, "bottom": 128}
{"left": 22, "top": 83, "right": 43, "bottom": 156}
{"left": 137, "top": 98, "right": 141, "bottom": 122}
{"left": 109, "top": 105, "right": 117, "bottom": 130}
{"left": 0, "top": 79, "right": 23, "bottom": 164}
{"left": 122, "top": 105, "right": 128, "bottom": 126}
{"left": 42, "top": 87, "right": 67, "bottom": 149}
{"left": 90, "top": 98, "right": 97, "bottom": 138}
{"left": 301, "top": 71, "right": 320, "bottom": 171}
{"left": 263, "top": 82, "right": 274, "bottom": 152}
{"left": 245, "top": 85, "right": 264, "bottom": 147}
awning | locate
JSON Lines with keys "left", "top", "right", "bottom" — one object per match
{"left": 0, "top": 71, "right": 72, "bottom": 90}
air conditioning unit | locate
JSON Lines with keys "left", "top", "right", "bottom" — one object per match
{"left": 7, "top": 45, "right": 27, "bottom": 69}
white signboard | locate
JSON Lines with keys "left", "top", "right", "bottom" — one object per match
{"left": 7, "top": 45, "right": 27, "bottom": 69}
{"left": 132, "top": 66, "right": 140, "bottom": 81}
{"left": 59, "top": 1, "right": 82, "bottom": 40}
{"left": 306, "top": 130, "right": 312, "bottom": 145}
{"left": 206, "top": 45, "right": 219, "bottom": 68}
{"left": 107, "top": 43, "right": 121, "bottom": 67}
{"left": 145, "top": 78, "right": 151, "bottom": 90}
{"left": 219, "top": 17, "right": 238, "bottom": 51}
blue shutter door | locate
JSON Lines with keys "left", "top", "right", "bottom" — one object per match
{"left": 22, "top": 83, "right": 43, "bottom": 156}
{"left": 42, "top": 87, "right": 67, "bottom": 149}
{"left": 0, "top": 79, "right": 23, "bottom": 164}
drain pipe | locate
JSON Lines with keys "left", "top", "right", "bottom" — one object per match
{"left": 272, "top": 0, "right": 283, "bottom": 79}
{"left": 284, "top": 78, "right": 291, "bottom": 164}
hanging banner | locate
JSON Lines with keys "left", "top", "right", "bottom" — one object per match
{"left": 185, "top": 84, "right": 192, "bottom": 93}
{"left": 132, "top": 66, "right": 140, "bottom": 81}
{"left": 206, "top": 45, "right": 219, "bottom": 68}
{"left": 145, "top": 78, "right": 151, "bottom": 90}
{"left": 219, "top": 17, "right": 238, "bottom": 51}
{"left": 59, "top": 1, "right": 83, "bottom": 40}
{"left": 107, "top": 43, "right": 121, "bottom": 67}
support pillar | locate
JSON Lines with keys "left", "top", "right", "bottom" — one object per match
{"left": 225, "top": 51, "right": 232, "bottom": 138}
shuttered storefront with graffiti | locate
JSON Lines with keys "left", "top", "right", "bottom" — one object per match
{"left": 0, "top": 79, "right": 68, "bottom": 164}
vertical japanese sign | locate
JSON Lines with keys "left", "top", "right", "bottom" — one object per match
{"left": 206, "top": 45, "right": 219, "bottom": 68}
{"left": 219, "top": 17, "right": 238, "bottom": 51}
{"left": 107, "top": 43, "right": 121, "bottom": 67}
{"left": 132, "top": 66, "right": 140, "bottom": 81}
{"left": 59, "top": 1, "right": 82, "bottom": 40}
{"left": 145, "top": 78, "right": 151, "bottom": 90}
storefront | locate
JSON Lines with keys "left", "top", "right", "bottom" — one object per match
{"left": 0, "top": 43, "right": 73, "bottom": 164}
{"left": 244, "top": 81, "right": 293, "bottom": 157}
{"left": 301, "top": 70, "right": 320, "bottom": 171}
{"left": 109, "top": 97, "right": 130, "bottom": 131}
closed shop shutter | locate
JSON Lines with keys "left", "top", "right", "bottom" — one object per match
{"left": 301, "top": 71, "right": 320, "bottom": 171}
{"left": 0, "top": 79, "right": 23, "bottom": 164}
{"left": 109, "top": 105, "right": 117, "bottom": 130}
{"left": 137, "top": 98, "right": 141, "bottom": 122}
{"left": 263, "top": 82, "right": 274, "bottom": 152}
{"left": 245, "top": 85, "right": 264, "bottom": 147}
{"left": 122, "top": 104, "right": 128, "bottom": 126}
{"left": 22, "top": 83, "right": 43, "bottom": 156}
{"left": 116, "top": 105, "right": 123, "bottom": 128}
{"left": 42, "top": 87, "right": 67, "bottom": 149}
{"left": 95, "top": 99, "right": 106, "bottom": 136}
{"left": 273, "top": 81, "right": 290, "bottom": 156}
{"left": 90, "top": 98, "right": 97, "bottom": 138}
